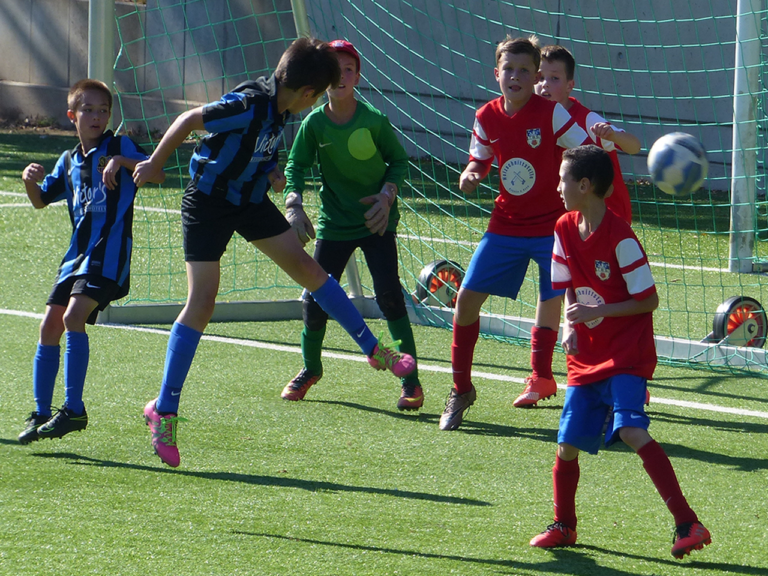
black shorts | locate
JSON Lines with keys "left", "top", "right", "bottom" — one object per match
{"left": 47, "top": 274, "right": 122, "bottom": 325}
{"left": 181, "top": 186, "right": 291, "bottom": 262}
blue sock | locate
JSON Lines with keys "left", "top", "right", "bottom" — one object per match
{"left": 63, "top": 332, "right": 89, "bottom": 415}
{"left": 310, "top": 276, "right": 378, "bottom": 356}
{"left": 157, "top": 322, "right": 202, "bottom": 414}
{"left": 33, "top": 343, "right": 60, "bottom": 417}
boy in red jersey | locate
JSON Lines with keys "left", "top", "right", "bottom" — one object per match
{"left": 536, "top": 45, "right": 641, "bottom": 225}
{"left": 439, "top": 36, "right": 588, "bottom": 431}
{"left": 529, "top": 145, "right": 710, "bottom": 559}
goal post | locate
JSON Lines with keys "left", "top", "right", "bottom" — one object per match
{"left": 98, "top": 0, "right": 768, "bottom": 375}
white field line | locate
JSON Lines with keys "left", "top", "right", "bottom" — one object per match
{"left": 2, "top": 306, "right": 767, "bottom": 420}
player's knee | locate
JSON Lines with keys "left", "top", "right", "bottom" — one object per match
{"left": 376, "top": 289, "right": 407, "bottom": 321}
{"left": 303, "top": 297, "right": 328, "bottom": 331}
{"left": 39, "top": 315, "right": 65, "bottom": 344}
{"left": 557, "top": 442, "right": 579, "bottom": 461}
{"left": 618, "top": 426, "right": 651, "bottom": 451}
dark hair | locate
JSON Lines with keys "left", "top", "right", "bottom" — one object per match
{"left": 68, "top": 79, "right": 113, "bottom": 112}
{"left": 540, "top": 45, "right": 575, "bottom": 81}
{"left": 495, "top": 35, "right": 541, "bottom": 69}
{"left": 275, "top": 37, "right": 341, "bottom": 96}
{"left": 562, "top": 145, "right": 614, "bottom": 198}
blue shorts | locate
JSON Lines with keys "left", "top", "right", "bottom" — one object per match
{"left": 462, "top": 233, "right": 564, "bottom": 300}
{"left": 558, "top": 374, "right": 650, "bottom": 455}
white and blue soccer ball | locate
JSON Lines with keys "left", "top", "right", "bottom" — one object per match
{"left": 647, "top": 132, "right": 708, "bottom": 196}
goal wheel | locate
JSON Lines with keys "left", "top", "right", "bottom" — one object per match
{"left": 415, "top": 260, "right": 464, "bottom": 308}
{"left": 711, "top": 296, "right": 767, "bottom": 348}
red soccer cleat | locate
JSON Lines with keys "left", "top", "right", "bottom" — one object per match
{"left": 671, "top": 522, "right": 711, "bottom": 558}
{"left": 530, "top": 522, "right": 577, "bottom": 548}
{"left": 513, "top": 375, "right": 557, "bottom": 408}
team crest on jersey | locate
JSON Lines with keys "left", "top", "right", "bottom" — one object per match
{"left": 526, "top": 128, "right": 541, "bottom": 148}
{"left": 594, "top": 260, "right": 611, "bottom": 281}
{"left": 97, "top": 156, "right": 111, "bottom": 173}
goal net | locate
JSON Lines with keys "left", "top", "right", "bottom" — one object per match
{"left": 107, "top": 0, "right": 768, "bottom": 374}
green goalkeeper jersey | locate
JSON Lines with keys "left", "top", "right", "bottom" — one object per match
{"left": 284, "top": 100, "right": 408, "bottom": 241}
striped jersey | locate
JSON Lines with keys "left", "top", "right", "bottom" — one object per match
{"left": 551, "top": 209, "right": 657, "bottom": 384}
{"left": 469, "top": 94, "right": 588, "bottom": 236}
{"left": 39, "top": 130, "right": 147, "bottom": 290}
{"left": 189, "top": 75, "right": 289, "bottom": 206}
{"left": 567, "top": 97, "right": 632, "bottom": 224}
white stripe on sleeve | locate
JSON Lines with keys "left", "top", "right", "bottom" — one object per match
{"left": 615, "top": 237, "right": 644, "bottom": 268}
{"left": 553, "top": 103, "right": 587, "bottom": 149}
{"left": 623, "top": 264, "right": 655, "bottom": 296}
{"left": 469, "top": 118, "right": 494, "bottom": 161}
{"left": 551, "top": 232, "right": 571, "bottom": 284}
{"left": 552, "top": 259, "right": 571, "bottom": 285}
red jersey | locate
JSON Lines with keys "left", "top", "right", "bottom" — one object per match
{"left": 551, "top": 209, "right": 657, "bottom": 384}
{"left": 568, "top": 97, "right": 632, "bottom": 224}
{"left": 469, "top": 94, "right": 588, "bottom": 237}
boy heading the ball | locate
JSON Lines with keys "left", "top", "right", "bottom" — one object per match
{"left": 281, "top": 40, "right": 423, "bottom": 410}
{"left": 18, "top": 79, "right": 165, "bottom": 444}
{"left": 529, "top": 145, "right": 711, "bottom": 559}
{"left": 132, "top": 38, "right": 415, "bottom": 468}
{"left": 440, "top": 35, "right": 588, "bottom": 430}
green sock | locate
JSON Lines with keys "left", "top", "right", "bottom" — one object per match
{"left": 301, "top": 325, "right": 326, "bottom": 375}
{"left": 387, "top": 315, "right": 420, "bottom": 384}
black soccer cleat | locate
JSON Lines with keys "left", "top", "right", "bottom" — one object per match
{"left": 18, "top": 412, "right": 50, "bottom": 445}
{"left": 36, "top": 406, "right": 88, "bottom": 440}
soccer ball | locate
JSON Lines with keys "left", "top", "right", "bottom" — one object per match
{"left": 647, "top": 132, "right": 708, "bottom": 196}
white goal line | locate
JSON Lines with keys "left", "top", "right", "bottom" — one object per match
{"left": 1, "top": 306, "right": 767, "bottom": 421}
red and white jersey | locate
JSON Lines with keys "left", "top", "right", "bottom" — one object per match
{"left": 568, "top": 97, "right": 632, "bottom": 224}
{"left": 470, "top": 94, "right": 588, "bottom": 236}
{"left": 551, "top": 209, "right": 657, "bottom": 384}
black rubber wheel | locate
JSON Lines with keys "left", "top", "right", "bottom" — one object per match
{"left": 711, "top": 296, "right": 767, "bottom": 348}
{"left": 415, "top": 260, "right": 464, "bottom": 308}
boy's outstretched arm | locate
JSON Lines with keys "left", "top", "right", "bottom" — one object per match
{"left": 459, "top": 160, "right": 491, "bottom": 194}
{"left": 591, "top": 122, "right": 641, "bottom": 155}
{"left": 133, "top": 107, "right": 205, "bottom": 187}
{"left": 22, "top": 163, "right": 46, "bottom": 208}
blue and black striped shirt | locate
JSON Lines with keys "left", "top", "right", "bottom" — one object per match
{"left": 189, "top": 75, "right": 290, "bottom": 206}
{"left": 39, "top": 130, "right": 148, "bottom": 289}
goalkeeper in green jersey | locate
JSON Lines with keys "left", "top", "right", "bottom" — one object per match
{"left": 282, "top": 39, "right": 423, "bottom": 411}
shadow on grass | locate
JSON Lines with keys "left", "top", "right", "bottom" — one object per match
{"left": 313, "top": 399, "right": 559, "bottom": 441}
{"left": 30, "top": 452, "right": 490, "bottom": 506}
{"left": 232, "top": 532, "right": 756, "bottom": 575}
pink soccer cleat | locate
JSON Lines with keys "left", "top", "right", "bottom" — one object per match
{"left": 143, "top": 399, "right": 186, "bottom": 468}
{"left": 367, "top": 338, "right": 416, "bottom": 378}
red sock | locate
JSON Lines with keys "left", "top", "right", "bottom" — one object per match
{"left": 451, "top": 319, "right": 479, "bottom": 394}
{"left": 553, "top": 455, "right": 579, "bottom": 529}
{"left": 638, "top": 440, "right": 698, "bottom": 526}
{"left": 531, "top": 326, "right": 558, "bottom": 380}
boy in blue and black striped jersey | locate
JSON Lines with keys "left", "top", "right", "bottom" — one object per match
{"left": 132, "top": 37, "right": 416, "bottom": 468}
{"left": 18, "top": 79, "right": 166, "bottom": 445}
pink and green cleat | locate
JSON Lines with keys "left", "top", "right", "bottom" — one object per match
{"left": 367, "top": 336, "right": 416, "bottom": 378}
{"left": 143, "top": 399, "right": 187, "bottom": 468}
